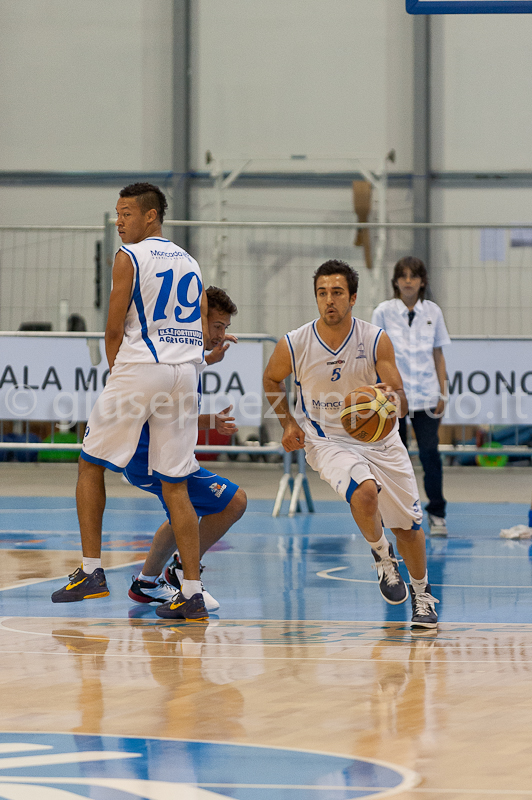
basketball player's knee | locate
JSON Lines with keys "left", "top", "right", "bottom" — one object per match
{"left": 350, "top": 479, "right": 379, "bottom": 515}
{"left": 161, "top": 479, "right": 188, "bottom": 503}
{"left": 393, "top": 526, "right": 422, "bottom": 543}
{"left": 230, "top": 488, "right": 247, "bottom": 520}
{"left": 78, "top": 456, "right": 104, "bottom": 480}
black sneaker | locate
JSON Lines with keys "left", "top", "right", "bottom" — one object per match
{"left": 410, "top": 584, "right": 439, "bottom": 628}
{"left": 128, "top": 576, "right": 175, "bottom": 604}
{"left": 155, "top": 590, "right": 208, "bottom": 621}
{"left": 371, "top": 543, "right": 408, "bottom": 604}
{"left": 164, "top": 556, "right": 219, "bottom": 611}
{"left": 51, "top": 566, "right": 109, "bottom": 603}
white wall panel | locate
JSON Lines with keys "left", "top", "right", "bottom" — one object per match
{"left": 0, "top": 0, "right": 172, "bottom": 172}
{"left": 431, "top": 14, "right": 532, "bottom": 172}
{"left": 191, "top": 0, "right": 412, "bottom": 170}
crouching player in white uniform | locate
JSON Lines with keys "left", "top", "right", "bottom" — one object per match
{"left": 263, "top": 259, "right": 438, "bottom": 628}
{"left": 52, "top": 183, "right": 209, "bottom": 622}
{"left": 125, "top": 287, "right": 247, "bottom": 614}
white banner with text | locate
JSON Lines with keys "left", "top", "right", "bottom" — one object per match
{"left": 1, "top": 336, "right": 531, "bottom": 426}
{"left": 0, "top": 337, "right": 263, "bottom": 426}
{"left": 444, "top": 339, "right": 532, "bottom": 425}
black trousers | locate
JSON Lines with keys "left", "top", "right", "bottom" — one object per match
{"left": 399, "top": 409, "right": 446, "bottom": 519}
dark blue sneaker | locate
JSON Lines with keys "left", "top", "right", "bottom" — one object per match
{"left": 410, "top": 584, "right": 439, "bottom": 628}
{"left": 51, "top": 567, "right": 109, "bottom": 603}
{"left": 371, "top": 543, "right": 408, "bottom": 604}
{"left": 164, "top": 557, "right": 219, "bottom": 611}
{"left": 155, "top": 590, "right": 208, "bottom": 621}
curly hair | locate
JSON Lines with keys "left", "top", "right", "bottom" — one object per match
{"left": 313, "top": 259, "right": 359, "bottom": 296}
{"left": 206, "top": 286, "right": 238, "bottom": 316}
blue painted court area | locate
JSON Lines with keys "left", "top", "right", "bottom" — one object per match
{"left": 0, "top": 732, "right": 413, "bottom": 799}
{"left": 1, "top": 497, "right": 531, "bottom": 624}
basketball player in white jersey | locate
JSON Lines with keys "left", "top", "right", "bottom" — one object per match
{"left": 52, "top": 183, "right": 209, "bottom": 621}
{"left": 263, "top": 260, "right": 438, "bottom": 628}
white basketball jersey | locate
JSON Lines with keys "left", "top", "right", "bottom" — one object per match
{"left": 286, "top": 317, "right": 398, "bottom": 444}
{"left": 115, "top": 237, "right": 204, "bottom": 366}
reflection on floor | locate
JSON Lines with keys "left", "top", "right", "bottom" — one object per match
{"left": 0, "top": 497, "right": 532, "bottom": 798}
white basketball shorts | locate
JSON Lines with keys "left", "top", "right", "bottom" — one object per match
{"left": 305, "top": 429, "right": 422, "bottom": 531}
{"left": 81, "top": 361, "right": 199, "bottom": 481}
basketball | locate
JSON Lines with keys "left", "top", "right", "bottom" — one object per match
{"left": 340, "top": 385, "right": 397, "bottom": 443}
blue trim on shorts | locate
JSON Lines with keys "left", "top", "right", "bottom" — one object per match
{"left": 152, "top": 471, "right": 189, "bottom": 483}
{"left": 122, "top": 246, "right": 159, "bottom": 363}
{"left": 411, "top": 521, "right": 421, "bottom": 530}
{"left": 80, "top": 450, "right": 123, "bottom": 473}
{"left": 345, "top": 477, "right": 358, "bottom": 504}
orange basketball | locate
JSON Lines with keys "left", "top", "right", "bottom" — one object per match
{"left": 340, "top": 385, "right": 397, "bottom": 443}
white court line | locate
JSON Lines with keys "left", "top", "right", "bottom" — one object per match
{"left": 2, "top": 647, "right": 532, "bottom": 665}
{"left": 10, "top": 626, "right": 532, "bottom": 651}
{"left": 317, "top": 566, "right": 532, "bottom": 590}
{"left": 0, "top": 530, "right": 155, "bottom": 536}
{"left": 0, "top": 509, "right": 160, "bottom": 515}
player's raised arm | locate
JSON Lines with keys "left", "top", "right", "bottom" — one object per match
{"left": 105, "top": 250, "right": 134, "bottom": 370}
{"left": 263, "top": 338, "right": 305, "bottom": 451}
{"left": 375, "top": 331, "right": 408, "bottom": 418}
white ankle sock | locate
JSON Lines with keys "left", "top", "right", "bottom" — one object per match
{"left": 138, "top": 571, "right": 158, "bottom": 584}
{"left": 371, "top": 532, "right": 389, "bottom": 556}
{"left": 181, "top": 579, "right": 202, "bottom": 599}
{"left": 82, "top": 557, "right": 101, "bottom": 574}
{"left": 409, "top": 573, "right": 428, "bottom": 593}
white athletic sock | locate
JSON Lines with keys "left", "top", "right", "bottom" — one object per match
{"left": 409, "top": 573, "right": 429, "bottom": 594}
{"left": 181, "top": 579, "right": 202, "bottom": 599}
{"left": 371, "top": 532, "right": 390, "bottom": 556}
{"left": 82, "top": 557, "right": 101, "bottom": 574}
{"left": 138, "top": 571, "right": 159, "bottom": 584}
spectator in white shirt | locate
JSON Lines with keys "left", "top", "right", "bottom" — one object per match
{"left": 372, "top": 256, "right": 451, "bottom": 537}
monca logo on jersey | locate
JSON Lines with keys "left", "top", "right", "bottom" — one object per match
{"left": 312, "top": 398, "right": 343, "bottom": 409}
{"left": 150, "top": 249, "right": 192, "bottom": 261}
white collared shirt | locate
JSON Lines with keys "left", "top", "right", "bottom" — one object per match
{"left": 371, "top": 298, "right": 451, "bottom": 411}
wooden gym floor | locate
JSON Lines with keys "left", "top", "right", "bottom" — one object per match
{"left": 0, "top": 461, "right": 531, "bottom": 799}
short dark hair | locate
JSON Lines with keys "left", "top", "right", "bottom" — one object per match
{"left": 206, "top": 285, "right": 237, "bottom": 316}
{"left": 392, "top": 256, "right": 427, "bottom": 300}
{"left": 119, "top": 182, "right": 168, "bottom": 223}
{"left": 313, "top": 259, "right": 358, "bottom": 296}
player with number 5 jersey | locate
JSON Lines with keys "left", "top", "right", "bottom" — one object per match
{"left": 263, "top": 259, "right": 438, "bottom": 628}
{"left": 52, "top": 183, "right": 209, "bottom": 621}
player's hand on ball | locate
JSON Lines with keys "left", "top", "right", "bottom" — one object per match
{"left": 374, "top": 383, "right": 402, "bottom": 415}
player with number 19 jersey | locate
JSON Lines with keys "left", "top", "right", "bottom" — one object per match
{"left": 116, "top": 237, "right": 204, "bottom": 366}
